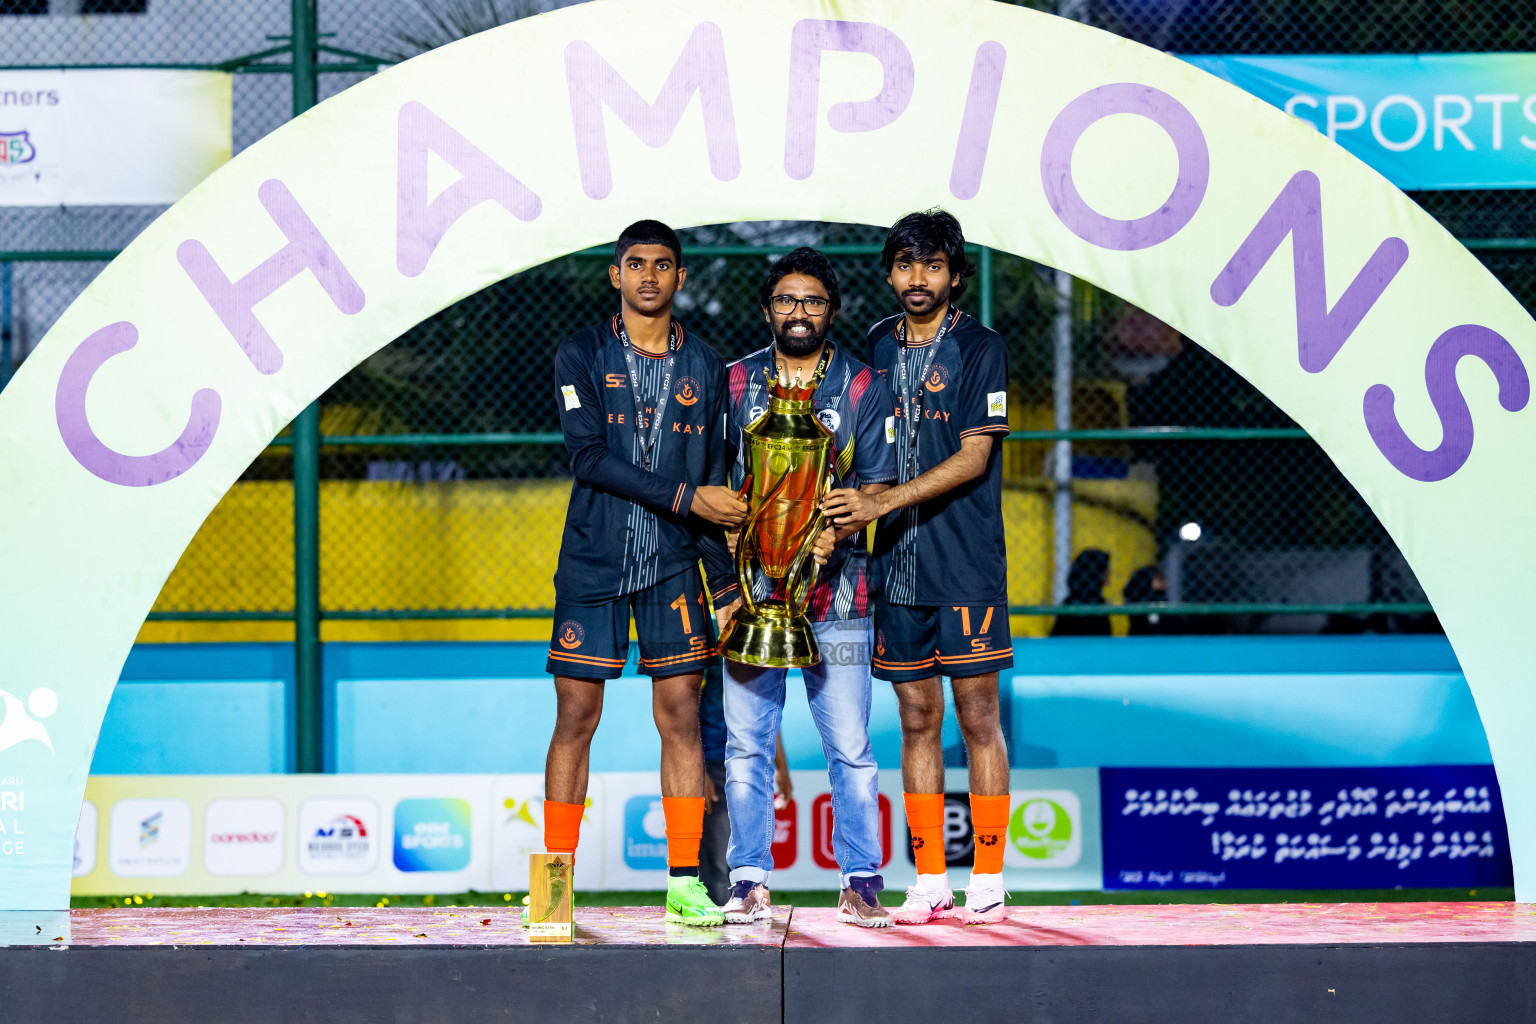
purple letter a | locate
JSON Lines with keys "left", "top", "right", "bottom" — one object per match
{"left": 397, "top": 101, "right": 543, "bottom": 277}
{"left": 1210, "top": 170, "right": 1409, "bottom": 374}
{"left": 566, "top": 22, "right": 740, "bottom": 200}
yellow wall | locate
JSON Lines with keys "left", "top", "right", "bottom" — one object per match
{"left": 138, "top": 473, "right": 1156, "bottom": 643}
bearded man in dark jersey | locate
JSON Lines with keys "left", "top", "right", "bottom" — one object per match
{"left": 539, "top": 220, "right": 744, "bottom": 926}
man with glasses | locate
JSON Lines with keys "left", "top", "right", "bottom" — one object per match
{"left": 706, "top": 247, "right": 899, "bottom": 927}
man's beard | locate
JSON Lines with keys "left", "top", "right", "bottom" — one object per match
{"left": 773, "top": 318, "right": 827, "bottom": 358}
{"left": 900, "top": 283, "right": 950, "bottom": 317}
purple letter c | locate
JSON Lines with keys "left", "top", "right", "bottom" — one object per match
{"left": 1041, "top": 83, "right": 1210, "bottom": 251}
{"left": 55, "top": 321, "right": 222, "bottom": 487}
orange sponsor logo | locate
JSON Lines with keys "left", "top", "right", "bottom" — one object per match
{"left": 605, "top": 373, "right": 627, "bottom": 388}
{"left": 557, "top": 620, "right": 585, "bottom": 650}
{"left": 675, "top": 377, "right": 700, "bottom": 406}
{"left": 923, "top": 364, "right": 949, "bottom": 393}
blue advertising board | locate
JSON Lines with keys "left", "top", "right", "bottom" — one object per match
{"left": 1183, "top": 55, "right": 1536, "bottom": 189}
{"left": 1102, "top": 766, "right": 1512, "bottom": 890}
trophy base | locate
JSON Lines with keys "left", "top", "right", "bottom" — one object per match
{"left": 720, "top": 601, "right": 821, "bottom": 668}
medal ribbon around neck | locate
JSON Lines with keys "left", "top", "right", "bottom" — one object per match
{"left": 614, "top": 313, "right": 681, "bottom": 471}
{"left": 894, "top": 307, "right": 960, "bottom": 479}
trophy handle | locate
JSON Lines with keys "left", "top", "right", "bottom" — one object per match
{"left": 734, "top": 473, "right": 786, "bottom": 615}
{"left": 785, "top": 509, "right": 827, "bottom": 619}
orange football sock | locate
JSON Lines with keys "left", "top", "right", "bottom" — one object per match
{"left": 970, "top": 794, "right": 1010, "bottom": 875}
{"left": 543, "top": 799, "right": 585, "bottom": 856}
{"left": 662, "top": 796, "right": 705, "bottom": 868}
{"left": 903, "top": 792, "right": 947, "bottom": 876}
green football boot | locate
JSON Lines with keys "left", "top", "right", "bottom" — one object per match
{"left": 665, "top": 874, "right": 725, "bottom": 927}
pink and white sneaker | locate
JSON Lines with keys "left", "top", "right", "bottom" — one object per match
{"left": 890, "top": 881, "right": 956, "bottom": 924}
{"left": 960, "top": 881, "right": 1008, "bottom": 924}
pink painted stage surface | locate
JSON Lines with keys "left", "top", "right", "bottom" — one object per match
{"left": 787, "top": 901, "right": 1536, "bottom": 948}
{"left": 8, "top": 901, "right": 1531, "bottom": 948}
{"left": 23, "top": 905, "right": 787, "bottom": 946}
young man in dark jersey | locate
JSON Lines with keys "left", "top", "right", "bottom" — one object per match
{"left": 541, "top": 220, "right": 745, "bottom": 926}
{"left": 822, "top": 210, "right": 1014, "bottom": 925}
{"left": 704, "top": 248, "right": 898, "bottom": 928}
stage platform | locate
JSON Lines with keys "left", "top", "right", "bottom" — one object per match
{"left": 3, "top": 903, "right": 1535, "bottom": 1023}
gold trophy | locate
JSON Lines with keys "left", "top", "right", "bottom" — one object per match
{"left": 719, "top": 364, "right": 834, "bottom": 668}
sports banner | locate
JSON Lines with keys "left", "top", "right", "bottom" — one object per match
{"left": 0, "top": 70, "right": 231, "bottom": 206}
{"left": 1184, "top": 55, "right": 1536, "bottom": 189}
{"left": 1101, "top": 766, "right": 1513, "bottom": 890}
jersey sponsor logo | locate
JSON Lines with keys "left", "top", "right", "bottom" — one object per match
{"left": 560, "top": 384, "right": 580, "bottom": 410}
{"left": 557, "top": 620, "right": 586, "bottom": 650}
{"left": 988, "top": 390, "right": 1007, "bottom": 416}
{"left": 748, "top": 405, "right": 766, "bottom": 423}
{"left": 816, "top": 408, "right": 841, "bottom": 433}
{"left": 884, "top": 416, "right": 895, "bottom": 444}
{"left": 605, "top": 373, "right": 627, "bottom": 388}
{"left": 923, "top": 364, "right": 949, "bottom": 393}
{"left": 674, "top": 377, "right": 700, "bottom": 406}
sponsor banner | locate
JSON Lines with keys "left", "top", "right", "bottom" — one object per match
{"left": 1183, "top": 55, "right": 1536, "bottom": 189}
{"left": 0, "top": 70, "right": 231, "bottom": 206}
{"left": 1102, "top": 765, "right": 1513, "bottom": 890}
{"left": 74, "top": 775, "right": 493, "bottom": 896}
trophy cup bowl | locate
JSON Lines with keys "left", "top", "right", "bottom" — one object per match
{"left": 719, "top": 369, "right": 834, "bottom": 668}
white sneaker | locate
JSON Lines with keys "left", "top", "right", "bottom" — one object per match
{"left": 960, "top": 881, "right": 1008, "bottom": 924}
{"left": 890, "top": 881, "right": 955, "bottom": 925}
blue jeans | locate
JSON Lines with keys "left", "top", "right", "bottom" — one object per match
{"left": 724, "top": 616, "right": 880, "bottom": 888}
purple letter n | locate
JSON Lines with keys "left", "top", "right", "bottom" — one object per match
{"left": 1211, "top": 170, "right": 1409, "bottom": 375}
{"left": 566, "top": 22, "right": 740, "bottom": 201}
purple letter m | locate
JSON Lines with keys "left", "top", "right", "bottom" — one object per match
{"left": 566, "top": 21, "right": 740, "bottom": 200}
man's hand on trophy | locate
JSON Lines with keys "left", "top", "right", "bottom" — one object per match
{"left": 821, "top": 487, "right": 885, "bottom": 531}
{"left": 692, "top": 485, "right": 749, "bottom": 527}
{"left": 725, "top": 529, "right": 740, "bottom": 556}
{"left": 812, "top": 525, "right": 837, "bottom": 565}
{"left": 715, "top": 597, "right": 743, "bottom": 636}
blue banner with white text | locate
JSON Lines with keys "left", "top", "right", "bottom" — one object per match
{"left": 1102, "top": 766, "right": 1513, "bottom": 889}
{"left": 1182, "top": 54, "right": 1536, "bottom": 189}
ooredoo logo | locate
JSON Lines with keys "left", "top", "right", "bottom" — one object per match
{"left": 393, "top": 797, "right": 471, "bottom": 872}
{"left": 205, "top": 797, "right": 285, "bottom": 876}
{"left": 1006, "top": 790, "right": 1083, "bottom": 868}
{"left": 299, "top": 797, "right": 379, "bottom": 875}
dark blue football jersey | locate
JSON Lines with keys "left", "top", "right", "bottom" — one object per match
{"left": 702, "top": 342, "right": 897, "bottom": 621}
{"left": 552, "top": 315, "right": 731, "bottom": 605}
{"left": 866, "top": 309, "right": 1011, "bottom": 606}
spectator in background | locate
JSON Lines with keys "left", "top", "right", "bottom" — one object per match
{"left": 1122, "top": 565, "right": 1168, "bottom": 636}
{"left": 1050, "top": 549, "right": 1112, "bottom": 637}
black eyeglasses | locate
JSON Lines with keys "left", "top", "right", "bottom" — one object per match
{"left": 770, "top": 294, "right": 830, "bottom": 315}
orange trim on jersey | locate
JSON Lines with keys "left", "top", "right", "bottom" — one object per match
{"left": 548, "top": 651, "right": 626, "bottom": 666}
{"left": 872, "top": 655, "right": 939, "bottom": 669}
{"left": 935, "top": 649, "right": 1013, "bottom": 665}
{"left": 672, "top": 483, "right": 687, "bottom": 514}
{"left": 959, "top": 425, "right": 1010, "bottom": 438}
{"left": 639, "top": 651, "right": 711, "bottom": 668}
{"left": 610, "top": 314, "right": 686, "bottom": 353}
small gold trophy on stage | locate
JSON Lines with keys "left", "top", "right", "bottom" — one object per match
{"left": 719, "top": 364, "right": 834, "bottom": 668}
{"left": 527, "top": 853, "right": 573, "bottom": 943}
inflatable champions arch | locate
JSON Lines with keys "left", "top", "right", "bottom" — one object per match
{"left": 2, "top": 0, "right": 1534, "bottom": 908}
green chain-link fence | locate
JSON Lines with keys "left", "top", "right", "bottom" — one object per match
{"left": 5, "top": 0, "right": 1532, "bottom": 644}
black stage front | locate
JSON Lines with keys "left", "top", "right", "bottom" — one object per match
{"left": 2, "top": 903, "right": 1534, "bottom": 1023}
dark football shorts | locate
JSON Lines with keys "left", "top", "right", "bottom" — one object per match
{"left": 871, "top": 596, "right": 1013, "bottom": 682}
{"left": 546, "top": 567, "right": 715, "bottom": 679}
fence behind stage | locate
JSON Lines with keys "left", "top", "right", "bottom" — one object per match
{"left": 4, "top": 0, "right": 1533, "bottom": 651}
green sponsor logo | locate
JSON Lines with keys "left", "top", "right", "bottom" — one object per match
{"left": 1009, "top": 798, "right": 1073, "bottom": 860}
